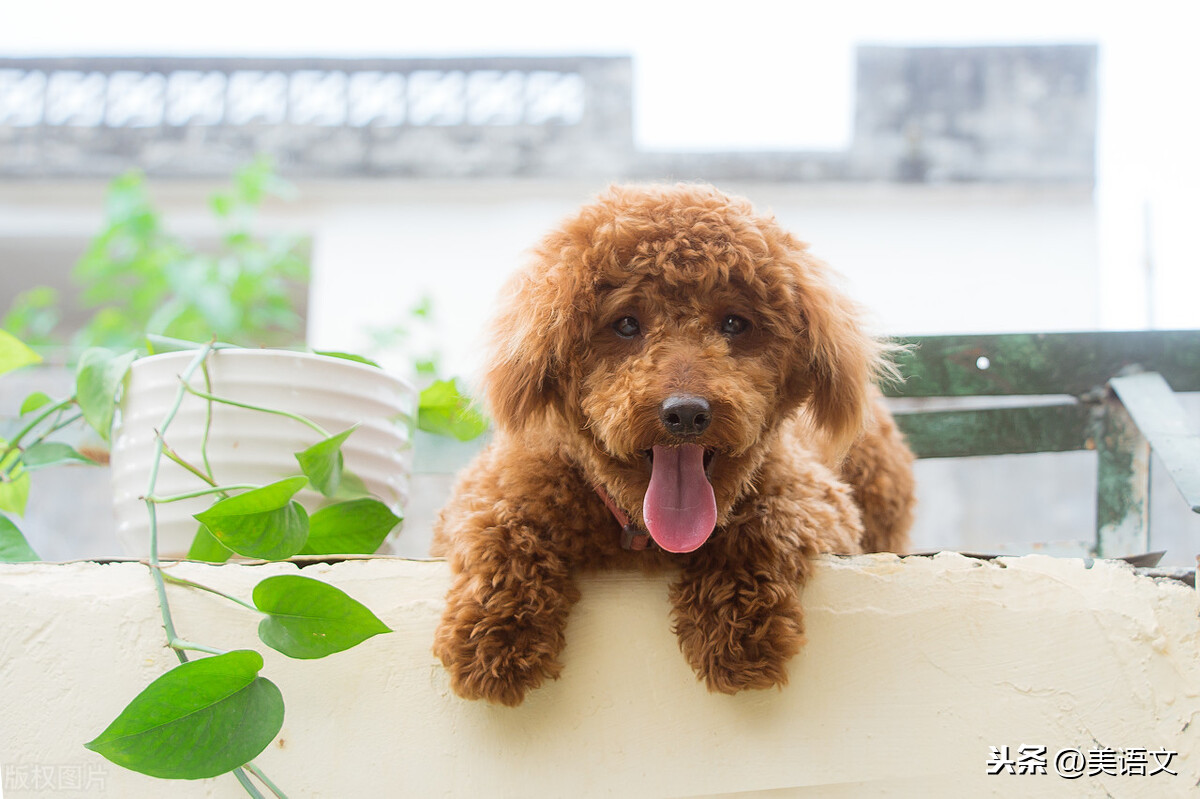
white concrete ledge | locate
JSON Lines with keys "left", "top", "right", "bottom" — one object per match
{"left": 1, "top": 553, "right": 1198, "bottom": 797}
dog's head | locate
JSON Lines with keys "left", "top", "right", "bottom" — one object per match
{"left": 485, "top": 183, "right": 885, "bottom": 552}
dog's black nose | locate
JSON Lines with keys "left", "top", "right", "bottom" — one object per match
{"left": 659, "top": 394, "right": 711, "bottom": 437}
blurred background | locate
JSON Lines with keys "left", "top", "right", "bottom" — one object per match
{"left": 2, "top": 0, "right": 1197, "bottom": 563}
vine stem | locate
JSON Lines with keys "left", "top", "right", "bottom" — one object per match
{"left": 162, "top": 571, "right": 260, "bottom": 613}
{"left": 23, "top": 411, "right": 85, "bottom": 451}
{"left": 146, "top": 343, "right": 215, "bottom": 665}
{"left": 200, "top": 360, "right": 216, "bottom": 482}
{"left": 169, "top": 638, "right": 228, "bottom": 656}
{"left": 244, "top": 762, "right": 288, "bottom": 798}
{"left": 232, "top": 767, "right": 267, "bottom": 799}
{"left": 160, "top": 444, "right": 219, "bottom": 487}
{"left": 5, "top": 396, "right": 75, "bottom": 449}
{"left": 146, "top": 484, "right": 260, "bottom": 503}
{"left": 142, "top": 344, "right": 287, "bottom": 798}
{"left": 0, "top": 398, "right": 78, "bottom": 479}
{"left": 183, "top": 385, "right": 331, "bottom": 438}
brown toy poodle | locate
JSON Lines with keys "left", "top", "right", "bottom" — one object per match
{"left": 432, "top": 183, "right": 915, "bottom": 706}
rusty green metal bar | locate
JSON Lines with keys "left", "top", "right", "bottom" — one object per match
{"left": 1094, "top": 392, "right": 1150, "bottom": 558}
{"left": 887, "top": 330, "right": 1200, "bottom": 398}
{"left": 894, "top": 403, "right": 1092, "bottom": 459}
{"left": 1109, "top": 371, "right": 1200, "bottom": 514}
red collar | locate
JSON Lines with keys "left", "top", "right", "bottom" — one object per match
{"left": 593, "top": 483, "right": 654, "bottom": 551}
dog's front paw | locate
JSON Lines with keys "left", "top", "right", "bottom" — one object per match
{"left": 669, "top": 571, "right": 806, "bottom": 694}
{"left": 433, "top": 582, "right": 570, "bottom": 706}
{"left": 434, "top": 628, "right": 557, "bottom": 707}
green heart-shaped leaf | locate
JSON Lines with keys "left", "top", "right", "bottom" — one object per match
{"left": 312, "top": 350, "right": 380, "bottom": 368}
{"left": 418, "top": 379, "right": 489, "bottom": 441}
{"left": 20, "top": 442, "right": 97, "bottom": 471}
{"left": 84, "top": 650, "right": 284, "bottom": 780}
{"left": 330, "top": 468, "right": 370, "bottom": 500}
{"left": 299, "top": 498, "right": 401, "bottom": 556}
{"left": 295, "top": 426, "right": 358, "bottom": 497}
{"left": 75, "top": 348, "right": 138, "bottom": 441}
{"left": 0, "top": 447, "right": 29, "bottom": 517}
{"left": 193, "top": 477, "right": 309, "bottom": 561}
{"left": 0, "top": 330, "right": 41, "bottom": 376}
{"left": 253, "top": 574, "right": 391, "bottom": 659}
{"left": 195, "top": 476, "right": 308, "bottom": 515}
{"left": 144, "top": 335, "right": 237, "bottom": 354}
{"left": 18, "top": 391, "right": 53, "bottom": 416}
{"left": 0, "top": 514, "right": 39, "bottom": 562}
{"left": 186, "top": 523, "right": 233, "bottom": 563}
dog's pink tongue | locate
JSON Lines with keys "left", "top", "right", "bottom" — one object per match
{"left": 643, "top": 445, "right": 717, "bottom": 553}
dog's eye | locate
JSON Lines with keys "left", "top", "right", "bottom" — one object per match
{"left": 720, "top": 314, "right": 750, "bottom": 336}
{"left": 613, "top": 316, "right": 640, "bottom": 339}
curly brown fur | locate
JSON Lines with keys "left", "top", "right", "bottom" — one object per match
{"left": 432, "top": 183, "right": 915, "bottom": 705}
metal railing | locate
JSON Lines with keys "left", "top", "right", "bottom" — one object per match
{"left": 887, "top": 330, "right": 1200, "bottom": 558}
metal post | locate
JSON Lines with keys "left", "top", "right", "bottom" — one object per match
{"left": 1094, "top": 391, "right": 1151, "bottom": 558}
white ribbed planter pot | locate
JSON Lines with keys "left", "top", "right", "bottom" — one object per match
{"left": 109, "top": 349, "right": 416, "bottom": 558}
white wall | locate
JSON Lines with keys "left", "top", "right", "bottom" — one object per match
{"left": 303, "top": 180, "right": 598, "bottom": 379}
{"left": 300, "top": 181, "right": 1100, "bottom": 383}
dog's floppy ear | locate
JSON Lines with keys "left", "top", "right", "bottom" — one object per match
{"left": 782, "top": 244, "right": 887, "bottom": 459}
{"left": 483, "top": 244, "right": 591, "bottom": 432}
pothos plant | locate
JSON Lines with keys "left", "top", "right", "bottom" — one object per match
{"left": 0, "top": 331, "right": 447, "bottom": 796}
{"left": 2, "top": 159, "right": 487, "bottom": 449}
{"left": 1, "top": 160, "right": 486, "bottom": 792}
{"left": 4, "top": 157, "right": 308, "bottom": 352}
